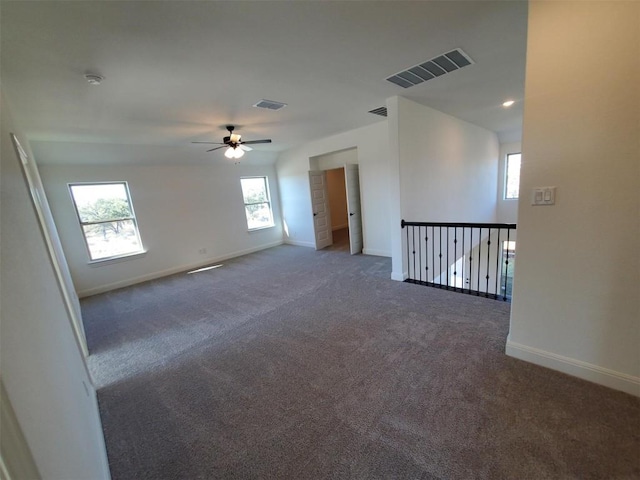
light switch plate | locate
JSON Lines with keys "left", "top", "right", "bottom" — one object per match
{"left": 532, "top": 186, "right": 556, "bottom": 206}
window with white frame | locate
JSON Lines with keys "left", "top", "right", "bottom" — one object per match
{"left": 505, "top": 153, "right": 522, "bottom": 199}
{"left": 240, "top": 176, "right": 274, "bottom": 230}
{"left": 69, "top": 182, "right": 144, "bottom": 261}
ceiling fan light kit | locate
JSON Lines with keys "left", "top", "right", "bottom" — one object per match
{"left": 192, "top": 125, "right": 272, "bottom": 161}
{"left": 224, "top": 146, "right": 244, "bottom": 159}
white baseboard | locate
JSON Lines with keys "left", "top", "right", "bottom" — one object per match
{"left": 506, "top": 339, "right": 640, "bottom": 397}
{"left": 363, "top": 249, "right": 391, "bottom": 258}
{"left": 391, "top": 271, "right": 408, "bottom": 282}
{"left": 78, "top": 240, "right": 284, "bottom": 298}
{"left": 332, "top": 224, "right": 348, "bottom": 231}
{"left": 283, "top": 239, "right": 315, "bottom": 248}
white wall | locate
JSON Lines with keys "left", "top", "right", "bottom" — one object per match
{"left": 497, "top": 142, "right": 521, "bottom": 223}
{"left": 0, "top": 92, "right": 111, "bottom": 478}
{"left": 388, "top": 96, "right": 500, "bottom": 280}
{"left": 39, "top": 162, "right": 283, "bottom": 296}
{"left": 277, "top": 121, "right": 391, "bottom": 256}
{"left": 387, "top": 97, "right": 404, "bottom": 280}
{"left": 396, "top": 97, "right": 499, "bottom": 222}
{"left": 507, "top": 1, "right": 640, "bottom": 396}
{"left": 311, "top": 148, "right": 357, "bottom": 171}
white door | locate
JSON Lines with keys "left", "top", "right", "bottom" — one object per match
{"left": 309, "top": 170, "right": 333, "bottom": 250}
{"left": 10, "top": 134, "right": 89, "bottom": 357}
{"left": 344, "top": 164, "right": 363, "bottom": 255}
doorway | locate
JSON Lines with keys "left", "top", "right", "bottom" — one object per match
{"left": 326, "top": 167, "right": 349, "bottom": 251}
{"left": 309, "top": 163, "right": 363, "bottom": 255}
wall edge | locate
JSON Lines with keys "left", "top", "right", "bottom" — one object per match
{"left": 506, "top": 339, "right": 640, "bottom": 397}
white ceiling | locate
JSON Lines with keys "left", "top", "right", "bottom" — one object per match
{"left": 1, "top": 1, "right": 527, "bottom": 165}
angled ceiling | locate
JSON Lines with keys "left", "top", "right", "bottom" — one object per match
{"left": 0, "top": 1, "right": 527, "bottom": 165}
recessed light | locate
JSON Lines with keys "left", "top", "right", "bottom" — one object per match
{"left": 502, "top": 100, "right": 515, "bottom": 107}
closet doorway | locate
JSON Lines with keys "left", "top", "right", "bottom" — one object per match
{"left": 309, "top": 163, "right": 362, "bottom": 254}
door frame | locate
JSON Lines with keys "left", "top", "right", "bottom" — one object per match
{"left": 10, "top": 133, "right": 89, "bottom": 357}
{"left": 311, "top": 163, "right": 364, "bottom": 254}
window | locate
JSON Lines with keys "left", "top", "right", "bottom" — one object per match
{"left": 69, "top": 182, "right": 144, "bottom": 261}
{"left": 501, "top": 241, "right": 516, "bottom": 299}
{"left": 505, "top": 153, "right": 521, "bottom": 199}
{"left": 240, "top": 177, "right": 274, "bottom": 230}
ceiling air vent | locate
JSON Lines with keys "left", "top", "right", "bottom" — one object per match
{"left": 368, "top": 107, "right": 387, "bottom": 117}
{"left": 253, "top": 99, "right": 287, "bottom": 111}
{"left": 386, "top": 48, "right": 474, "bottom": 89}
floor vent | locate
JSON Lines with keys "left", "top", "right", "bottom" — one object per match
{"left": 386, "top": 48, "right": 474, "bottom": 89}
{"left": 253, "top": 99, "right": 287, "bottom": 111}
{"left": 368, "top": 106, "right": 387, "bottom": 117}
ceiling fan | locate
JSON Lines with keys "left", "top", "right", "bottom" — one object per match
{"left": 192, "top": 125, "right": 272, "bottom": 160}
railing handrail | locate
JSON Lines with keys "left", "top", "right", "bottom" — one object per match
{"left": 402, "top": 220, "right": 516, "bottom": 229}
{"left": 401, "top": 219, "right": 517, "bottom": 301}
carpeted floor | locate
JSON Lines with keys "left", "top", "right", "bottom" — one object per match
{"left": 81, "top": 245, "right": 640, "bottom": 480}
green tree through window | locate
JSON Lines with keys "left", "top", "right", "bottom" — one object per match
{"left": 240, "top": 177, "right": 274, "bottom": 230}
{"left": 69, "top": 182, "right": 144, "bottom": 261}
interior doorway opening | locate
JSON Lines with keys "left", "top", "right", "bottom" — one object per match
{"left": 308, "top": 147, "right": 363, "bottom": 255}
{"left": 325, "top": 167, "right": 350, "bottom": 252}
{"left": 309, "top": 168, "right": 364, "bottom": 255}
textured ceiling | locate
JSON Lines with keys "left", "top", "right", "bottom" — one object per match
{"left": 1, "top": 1, "right": 527, "bottom": 165}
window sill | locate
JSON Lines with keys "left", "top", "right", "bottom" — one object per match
{"left": 248, "top": 224, "right": 275, "bottom": 233}
{"left": 88, "top": 250, "right": 147, "bottom": 267}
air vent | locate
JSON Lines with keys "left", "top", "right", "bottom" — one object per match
{"left": 253, "top": 99, "right": 287, "bottom": 111}
{"left": 368, "top": 107, "right": 387, "bottom": 117}
{"left": 386, "top": 48, "right": 474, "bottom": 89}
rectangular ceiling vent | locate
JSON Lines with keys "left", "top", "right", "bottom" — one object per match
{"left": 253, "top": 99, "right": 288, "bottom": 111}
{"left": 386, "top": 48, "right": 474, "bottom": 89}
{"left": 368, "top": 106, "right": 387, "bottom": 117}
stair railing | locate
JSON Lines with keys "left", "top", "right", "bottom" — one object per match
{"left": 401, "top": 220, "right": 517, "bottom": 301}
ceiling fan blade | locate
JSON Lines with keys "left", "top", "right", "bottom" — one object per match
{"left": 239, "top": 145, "right": 253, "bottom": 152}
{"left": 206, "top": 146, "right": 226, "bottom": 152}
{"left": 241, "top": 139, "right": 272, "bottom": 145}
{"left": 192, "top": 141, "right": 224, "bottom": 144}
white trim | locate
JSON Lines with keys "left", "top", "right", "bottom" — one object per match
{"left": 503, "top": 152, "right": 522, "bottom": 200}
{"left": 506, "top": 339, "right": 640, "bottom": 397}
{"left": 88, "top": 250, "right": 147, "bottom": 267}
{"left": 283, "top": 239, "right": 315, "bottom": 248}
{"left": 240, "top": 176, "right": 275, "bottom": 232}
{"left": 247, "top": 224, "right": 276, "bottom": 233}
{"left": 78, "top": 240, "right": 283, "bottom": 298}
{"left": 331, "top": 223, "right": 348, "bottom": 231}
{"left": 91, "top": 394, "right": 112, "bottom": 480}
{"left": 391, "top": 271, "right": 408, "bottom": 282}
{"left": 10, "top": 134, "right": 90, "bottom": 358}
{"left": 68, "top": 181, "right": 145, "bottom": 265}
{"left": 363, "top": 249, "right": 391, "bottom": 257}
{"left": 0, "top": 378, "right": 41, "bottom": 480}
{"left": 0, "top": 455, "right": 11, "bottom": 480}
